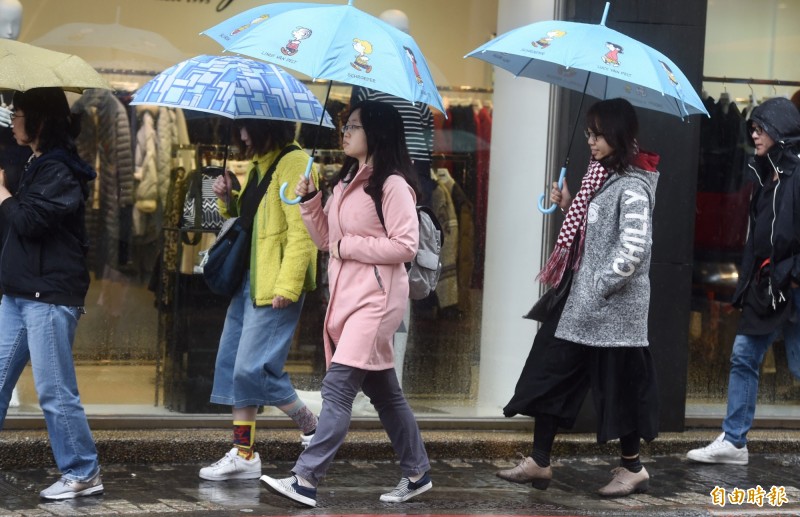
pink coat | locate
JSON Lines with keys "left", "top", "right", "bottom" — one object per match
{"left": 300, "top": 165, "right": 418, "bottom": 370}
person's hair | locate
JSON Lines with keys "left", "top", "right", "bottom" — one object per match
{"left": 339, "top": 100, "right": 419, "bottom": 201}
{"left": 12, "top": 87, "right": 80, "bottom": 154}
{"left": 791, "top": 89, "right": 800, "bottom": 113}
{"left": 232, "top": 119, "right": 296, "bottom": 158}
{"left": 586, "top": 98, "right": 639, "bottom": 172}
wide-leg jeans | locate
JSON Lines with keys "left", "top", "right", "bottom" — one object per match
{"left": 0, "top": 295, "right": 100, "bottom": 481}
{"left": 210, "top": 276, "right": 305, "bottom": 408}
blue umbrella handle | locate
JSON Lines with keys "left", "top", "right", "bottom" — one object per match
{"left": 280, "top": 157, "right": 314, "bottom": 205}
{"left": 537, "top": 166, "right": 567, "bottom": 214}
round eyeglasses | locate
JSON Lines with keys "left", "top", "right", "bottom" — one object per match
{"left": 341, "top": 124, "right": 363, "bottom": 134}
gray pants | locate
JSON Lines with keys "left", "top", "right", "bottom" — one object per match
{"left": 293, "top": 363, "right": 430, "bottom": 486}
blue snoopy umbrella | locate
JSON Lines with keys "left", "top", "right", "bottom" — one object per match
{"left": 131, "top": 54, "right": 333, "bottom": 127}
{"left": 202, "top": 0, "right": 444, "bottom": 113}
{"left": 202, "top": 0, "right": 446, "bottom": 204}
{"left": 466, "top": 2, "right": 708, "bottom": 214}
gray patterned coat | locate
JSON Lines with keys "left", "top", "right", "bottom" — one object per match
{"left": 555, "top": 160, "right": 660, "bottom": 347}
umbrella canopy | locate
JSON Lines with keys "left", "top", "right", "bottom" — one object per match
{"left": 201, "top": 0, "right": 445, "bottom": 113}
{"left": 30, "top": 21, "right": 188, "bottom": 72}
{"left": 466, "top": 3, "right": 708, "bottom": 119}
{"left": 131, "top": 54, "right": 333, "bottom": 127}
{"left": 0, "top": 38, "right": 111, "bottom": 93}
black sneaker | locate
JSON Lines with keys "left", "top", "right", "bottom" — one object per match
{"left": 380, "top": 471, "right": 432, "bottom": 502}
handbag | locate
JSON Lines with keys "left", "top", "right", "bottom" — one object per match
{"left": 182, "top": 166, "right": 226, "bottom": 230}
{"left": 201, "top": 145, "right": 299, "bottom": 297}
{"left": 523, "top": 269, "right": 573, "bottom": 322}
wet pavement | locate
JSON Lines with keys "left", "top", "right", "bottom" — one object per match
{"left": 2, "top": 452, "right": 800, "bottom": 516}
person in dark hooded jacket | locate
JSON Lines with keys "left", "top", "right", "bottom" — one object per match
{"left": 688, "top": 96, "right": 800, "bottom": 465}
{"left": 0, "top": 87, "right": 102, "bottom": 500}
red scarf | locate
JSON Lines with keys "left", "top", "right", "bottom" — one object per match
{"left": 537, "top": 159, "right": 609, "bottom": 288}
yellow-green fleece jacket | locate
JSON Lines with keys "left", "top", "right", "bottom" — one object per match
{"left": 218, "top": 143, "right": 317, "bottom": 305}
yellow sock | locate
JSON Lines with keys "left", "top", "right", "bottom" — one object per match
{"left": 233, "top": 420, "right": 256, "bottom": 460}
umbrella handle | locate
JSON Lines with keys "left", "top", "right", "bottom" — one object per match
{"left": 280, "top": 157, "right": 314, "bottom": 205}
{"left": 537, "top": 166, "right": 567, "bottom": 214}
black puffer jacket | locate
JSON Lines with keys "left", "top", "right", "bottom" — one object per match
{"left": 732, "top": 97, "right": 800, "bottom": 307}
{"left": 0, "top": 149, "right": 97, "bottom": 306}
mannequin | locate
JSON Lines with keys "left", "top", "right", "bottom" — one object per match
{"left": 379, "top": 9, "right": 409, "bottom": 33}
{"left": 0, "top": 0, "right": 21, "bottom": 40}
{"left": 0, "top": 0, "right": 24, "bottom": 410}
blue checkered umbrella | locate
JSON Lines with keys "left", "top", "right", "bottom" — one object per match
{"left": 131, "top": 54, "right": 333, "bottom": 127}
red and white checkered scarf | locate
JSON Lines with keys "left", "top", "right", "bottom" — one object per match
{"left": 538, "top": 159, "right": 609, "bottom": 288}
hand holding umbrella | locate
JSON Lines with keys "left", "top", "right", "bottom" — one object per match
{"left": 548, "top": 176, "right": 572, "bottom": 213}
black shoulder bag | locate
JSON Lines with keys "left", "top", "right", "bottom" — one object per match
{"left": 202, "top": 145, "right": 299, "bottom": 297}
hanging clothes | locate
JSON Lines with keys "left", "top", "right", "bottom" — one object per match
{"left": 71, "top": 89, "right": 135, "bottom": 278}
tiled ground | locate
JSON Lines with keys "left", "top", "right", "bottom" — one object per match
{"left": 0, "top": 453, "right": 798, "bottom": 516}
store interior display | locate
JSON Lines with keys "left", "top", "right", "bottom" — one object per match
{"left": 689, "top": 76, "right": 800, "bottom": 406}
{"left": 57, "top": 73, "right": 496, "bottom": 412}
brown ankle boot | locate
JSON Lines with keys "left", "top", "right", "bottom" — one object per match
{"left": 496, "top": 454, "right": 552, "bottom": 490}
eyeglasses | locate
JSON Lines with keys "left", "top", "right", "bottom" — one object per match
{"left": 751, "top": 125, "right": 764, "bottom": 136}
{"left": 10, "top": 113, "right": 23, "bottom": 121}
{"left": 341, "top": 124, "right": 363, "bottom": 134}
{"left": 584, "top": 129, "right": 604, "bottom": 141}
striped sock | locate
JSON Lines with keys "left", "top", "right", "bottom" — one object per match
{"left": 233, "top": 420, "right": 256, "bottom": 460}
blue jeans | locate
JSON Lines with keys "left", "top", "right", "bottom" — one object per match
{"left": 0, "top": 296, "right": 99, "bottom": 481}
{"left": 723, "top": 288, "right": 800, "bottom": 447}
{"left": 210, "top": 277, "right": 305, "bottom": 407}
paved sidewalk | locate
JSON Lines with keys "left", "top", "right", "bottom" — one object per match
{"left": 1, "top": 452, "right": 799, "bottom": 516}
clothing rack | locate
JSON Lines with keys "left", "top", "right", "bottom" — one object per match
{"left": 98, "top": 68, "right": 161, "bottom": 77}
{"left": 432, "top": 152, "right": 473, "bottom": 189}
{"left": 702, "top": 76, "right": 800, "bottom": 88}
{"left": 438, "top": 86, "right": 493, "bottom": 93}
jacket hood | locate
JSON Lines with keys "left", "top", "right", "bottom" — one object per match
{"left": 631, "top": 149, "right": 660, "bottom": 172}
{"left": 750, "top": 97, "right": 800, "bottom": 149}
{"left": 38, "top": 148, "right": 97, "bottom": 183}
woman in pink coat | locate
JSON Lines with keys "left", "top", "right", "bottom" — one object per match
{"left": 262, "top": 100, "right": 432, "bottom": 508}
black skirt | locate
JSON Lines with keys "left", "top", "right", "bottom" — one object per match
{"left": 504, "top": 293, "right": 659, "bottom": 443}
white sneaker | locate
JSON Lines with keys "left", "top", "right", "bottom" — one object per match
{"left": 40, "top": 472, "right": 103, "bottom": 500}
{"left": 199, "top": 448, "right": 261, "bottom": 481}
{"left": 687, "top": 432, "right": 748, "bottom": 465}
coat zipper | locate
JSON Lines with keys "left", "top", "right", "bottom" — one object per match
{"left": 373, "top": 266, "right": 386, "bottom": 294}
{"left": 766, "top": 154, "right": 786, "bottom": 308}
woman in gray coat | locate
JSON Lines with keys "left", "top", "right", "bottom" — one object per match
{"left": 498, "top": 98, "right": 661, "bottom": 497}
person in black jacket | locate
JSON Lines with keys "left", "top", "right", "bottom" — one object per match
{"left": 0, "top": 87, "right": 102, "bottom": 499}
{"left": 687, "top": 97, "right": 800, "bottom": 465}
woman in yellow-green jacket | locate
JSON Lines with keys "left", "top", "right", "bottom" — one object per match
{"left": 198, "top": 119, "right": 319, "bottom": 482}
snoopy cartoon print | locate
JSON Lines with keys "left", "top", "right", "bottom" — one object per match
{"left": 230, "top": 14, "right": 269, "bottom": 37}
{"left": 404, "top": 46, "right": 423, "bottom": 84}
{"left": 281, "top": 26, "right": 312, "bottom": 56}
{"left": 659, "top": 61, "right": 678, "bottom": 86}
{"left": 532, "top": 30, "right": 566, "bottom": 48}
{"left": 602, "top": 42, "right": 623, "bottom": 67}
{"left": 351, "top": 38, "right": 373, "bottom": 73}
